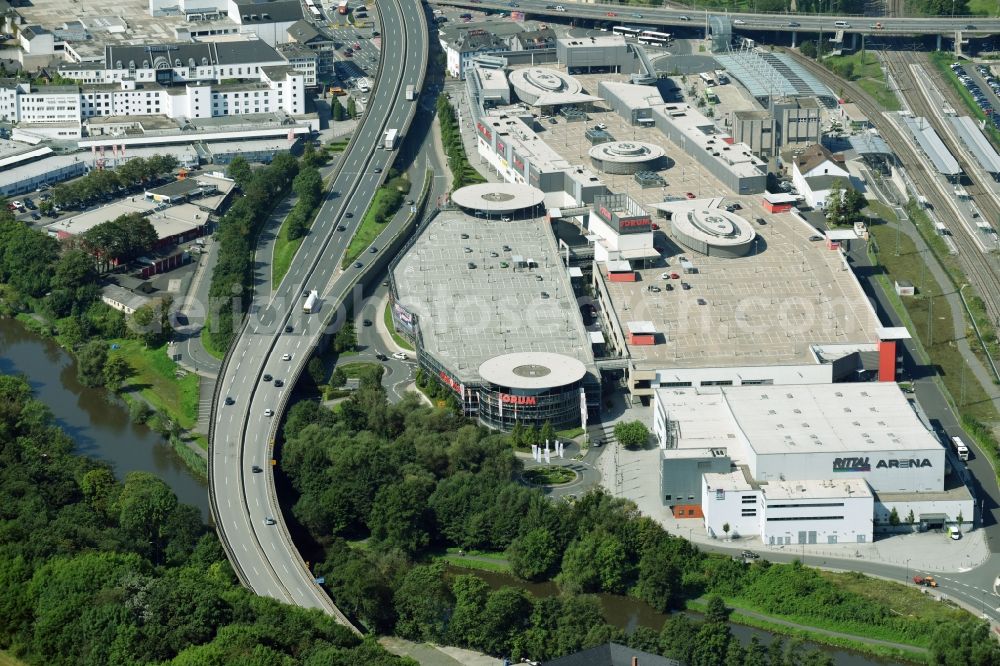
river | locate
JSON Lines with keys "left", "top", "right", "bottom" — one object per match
{"left": 0, "top": 318, "right": 209, "bottom": 517}
{"left": 461, "top": 569, "right": 910, "bottom": 666}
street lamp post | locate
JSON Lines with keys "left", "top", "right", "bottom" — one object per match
{"left": 905, "top": 557, "right": 910, "bottom": 583}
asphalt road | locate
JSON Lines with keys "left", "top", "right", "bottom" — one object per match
{"left": 208, "top": 0, "right": 428, "bottom": 621}
{"left": 435, "top": 0, "right": 1000, "bottom": 34}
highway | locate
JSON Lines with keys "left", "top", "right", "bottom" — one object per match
{"left": 207, "top": 0, "right": 428, "bottom": 624}
{"left": 435, "top": 0, "right": 1000, "bottom": 34}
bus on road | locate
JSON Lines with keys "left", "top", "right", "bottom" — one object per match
{"left": 699, "top": 72, "right": 716, "bottom": 85}
{"left": 612, "top": 26, "right": 641, "bottom": 38}
{"left": 640, "top": 29, "right": 671, "bottom": 42}
{"left": 303, "top": 290, "right": 319, "bottom": 314}
{"left": 638, "top": 35, "right": 667, "bottom": 47}
{"left": 952, "top": 436, "right": 970, "bottom": 461}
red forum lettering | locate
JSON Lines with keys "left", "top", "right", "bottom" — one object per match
{"left": 500, "top": 394, "right": 537, "bottom": 406}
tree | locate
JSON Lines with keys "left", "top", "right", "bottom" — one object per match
{"left": 308, "top": 357, "right": 327, "bottom": 386}
{"left": 334, "top": 322, "right": 356, "bottom": 353}
{"left": 331, "top": 367, "right": 347, "bottom": 387}
{"left": 508, "top": 527, "right": 559, "bottom": 581}
{"left": 331, "top": 97, "right": 346, "bottom": 121}
{"left": 906, "top": 509, "right": 915, "bottom": 526}
{"left": 539, "top": 420, "right": 556, "bottom": 447}
{"left": 129, "top": 296, "right": 173, "bottom": 348}
{"left": 393, "top": 563, "right": 453, "bottom": 643}
{"left": 293, "top": 167, "right": 323, "bottom": 209}
{"left": 52, "top": 249, "right": 96, "bottom": 290}
{"left": 889, "top": 507, "right": 900, "bottom": 526}
{"left": 227, "top": 156, "right": 253, "bottom": 189}
{"left": 825, "top": 184, "right": 845, "bottom": 227}
{"left": 346, "top": 96, "right": 357, "bottom": 119}
{"left": 957, "top": 511, "right": 965, "bottom": 531}
{"left": 102, "top": 355, "right": 132, "bottom": 391}
{"left": 613, "top": 420, "right": 649, "bottom": 449}
{"left": 722, "top": 522, "right": 731, "bottom": 538}
{"left": 77, "top": 340, "right": 108, "bottom": 387}
{"left": 369, "top": 477, "right": 434, "bottom": 555}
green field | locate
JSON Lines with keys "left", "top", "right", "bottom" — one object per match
{"left": 383, "top": 300, "right": 415, "bottom": 351}
{"left": 272, "top": 216, "right": 305, "bottom": 288}
{"left": 867, "top": 212, "right": 996, "bottom": 422}
{"left": 968, "top": 0, "right": 1000, "bottom": 15}
{"left": 824, "top": 51, "right": 901, "bottom": 112}
{"left": 111, "top": 340, "right": 200, "bottom": 429}
{"left": 0, "top": 652, "right": 27, "bottom": 666}
{"left": 337, "top": 361, "right": 382, "bottom": 378}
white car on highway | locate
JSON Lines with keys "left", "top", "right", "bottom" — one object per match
{"left": 281, "top": 353, "right": 292, "bottom": 361}
{"left": 264, "top": 409, "right": 274, "bottom": 417}
{"left": 392, "top": 351, "right": 408, "bottom": 360}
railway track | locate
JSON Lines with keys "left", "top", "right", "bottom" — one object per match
{"left": 879, "top": 50, "right": 1000, "bottom": 323}
{"left": 787, "top": 49, "right": 1000, "bottom": 327}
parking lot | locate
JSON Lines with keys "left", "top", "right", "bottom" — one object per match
{"left": 950, "top": 61, "right": 1000, "bottom": 128}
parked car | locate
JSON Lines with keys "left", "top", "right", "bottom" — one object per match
{"left": 741, "top": 550, "right": 760, "bottom": 560}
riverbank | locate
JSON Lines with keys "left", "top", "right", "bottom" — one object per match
{"left": 7, "top": 313, "right": 209, "bottom": 479}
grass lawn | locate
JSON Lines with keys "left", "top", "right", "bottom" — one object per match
{"left": 341, "top": 175, "right": 410, "bottom": 268}
{"left": 556, "top": 427, "right": 584, "bottom": 440}
{"left": 825, "top": 51, "right": 901, "bottom": 111}
{"left": 817, "top": 571, "right": 972, "bottom": 626}
{"left": 867, "top": 216, "right": 996, "bottom": 422}
{"left": 272, "top": 217, "right": 306, "bottom": 289}
{"left": 198, "top": 327, "right": 227, "bottom": 360}
{"left": 0, "top": 651, "right": 27, "bottom": 666}
{"left": 337, "top": 361, "right": 382, "bottom": 378}
{"left": 435, "top": 548, "right": 511, "bottom": 574}
{"left": 111, "top": 339, "right": 200, "bottom": 430}
{"left": 969, "top": 0, "right": 999, "bottom": 15}
{"left": 523, "top": 467, "right": 576, "bottom": 485}
{"left": 383, "top": 300, "right": 415, "bottom": 351}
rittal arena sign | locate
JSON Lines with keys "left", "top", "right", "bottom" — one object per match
{"left": 832, "top": 457, "right": 933, "bottom": 473}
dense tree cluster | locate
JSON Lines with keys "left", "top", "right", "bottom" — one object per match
{"left": 51, "top": 155, "right": 179, "bottom": 210}
{"left": 279, "top": 375, "right": 994, "bottom": 664}
{"left": 286, "top": 166, "right": 324, "bottom": 242}
{"left": 206, "top": 154, "right": 300, "bottom": 353}
{"left": 0, "top": 213, "right": 127, "bottom": 340}
{"left": 81, "top": 213, "right": 158, "bottom": 270}
{"left": 436, "top": 96, "right": 486, "bottom": 188}
{"left": 0, "top": 374, "right": 416, "bottom": 666}
{"left": 825, "top": 185, "right": 867, "bottom": 228}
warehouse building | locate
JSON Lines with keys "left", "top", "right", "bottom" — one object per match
{"left": 389, "top": 204, "right": 601, "bottom": 429}
{"left": 652, "top": 383, "right": 973, "bottom": 544}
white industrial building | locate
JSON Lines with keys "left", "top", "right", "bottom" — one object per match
{"left": 653, "top": 383, "right": 974, "bottom": 545}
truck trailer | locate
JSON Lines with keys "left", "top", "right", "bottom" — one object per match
{"left": 384, "top": 128, "right": 398, "bottom": 150}
{"left": 303, "top": 290, "right": 319, "bottom": 314}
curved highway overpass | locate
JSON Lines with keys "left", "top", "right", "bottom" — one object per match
{"left": 436, "top": 0, "right": 1000, "bottom": 34}
{"left": 208, "top": 0, "right": 429, "bottom": 625}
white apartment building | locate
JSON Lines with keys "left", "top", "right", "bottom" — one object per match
{"left": 0, "top": 67, "right": 304, "bottom": 124}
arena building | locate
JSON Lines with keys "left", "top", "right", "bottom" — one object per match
{"left": 652, "top": 383, "right": 973, "bottom": 544}
{"left": 588, "top": 140, "right": 665, "bottom": 175}
{"left": 591, "top": 205, "right": 884, "bottom": 401}
{"left": 389, "top": 208, "right": 601, "bottom": 430}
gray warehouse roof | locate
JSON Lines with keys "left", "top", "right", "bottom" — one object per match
{"left": 898, "top": 115, "right": 961, "bottom": 176}
{"left": 948, "top": 115, "right": 1000, "bottom": 175}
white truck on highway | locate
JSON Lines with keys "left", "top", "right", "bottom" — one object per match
{"left": 384, "top": 128, "right": 398, "bottom": 150}
{"left": 303, "top": 290, "right": 319, "bottom": 314}
{"left": 405, "top": 85, "right": 416, "bottom": 101}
